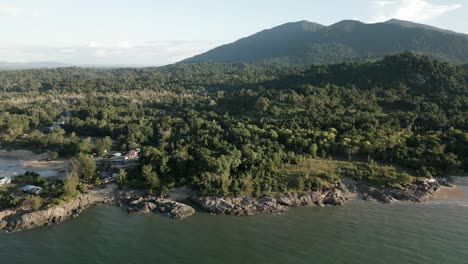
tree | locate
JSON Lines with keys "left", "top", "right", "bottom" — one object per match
{"left": 142, "top": 165, "right": 159, "bottom": 191}
{"left": 255, "top": 97, "right": 270, "bottom": 112}
{"left": 72, "top": 153, "right": 96, "bottom": 182}
{"left": 116, "top": 169, "right": 128, "bottom": 185}
{"left": 63, "top": 173, "right": 79, "bottom": 199}
{"left": 49, "top": 151, "right": 59, "bottom": 161}
{"left": 309, "top": 143, "right": 318, "bottom": 158}
{"left": 95, "top": 136, "right": 113, "bottom": 157}
{"left": 79, "top": 137, "right": 93, "bottom": 154}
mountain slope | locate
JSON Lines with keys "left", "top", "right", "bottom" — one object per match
{"left": 188, "top": 21, "right": 325, "bottom": 63}
{"left": 183, "top": 19, "right": 468, "bottom": 65}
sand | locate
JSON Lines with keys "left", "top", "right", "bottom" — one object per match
{"left": 0, "top": 149, "right": 69, "bottom": 179}
{"left": 433, "top": 186, "right": 465, "bottom": 200}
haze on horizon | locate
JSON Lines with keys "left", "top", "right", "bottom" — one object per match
{"left": 0, "top": 0, "right": 467, "bottom": 66}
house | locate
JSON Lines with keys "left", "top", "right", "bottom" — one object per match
{"left": 22, "top": 185, "right": 43, "bottom": 195}
{"left": 125, "top": 149, "right": 140, "bottom": 160}
{"left": 0, "top": 176, "right": 12, "bottom": 186}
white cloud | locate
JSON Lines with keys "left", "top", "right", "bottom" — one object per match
{"left": 0, "top": 40, "right": 215, "bottom": 66}
{"left": 368, "top": 0, "right": 462, "bottom": 23}
{"left": 59, "top": 48, "right": 76, "bottom": 54}
{"left": 0, "top": 5, "right": 48, "bottom": 17}
{"left": 88, "top": 41, "right": 101, "bottom": 48}
{"left": 373, "top": 1, "right": 395, "bottom": 6}
{"left": 117, "top": 42, "right": 131, "bottom": 49}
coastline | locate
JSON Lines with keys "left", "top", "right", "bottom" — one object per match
{"left": 0, "top": 178, "right": 457, "bottom": 233}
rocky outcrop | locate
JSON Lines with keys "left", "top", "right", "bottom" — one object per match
{"left": 2, "top": 190, "right": 112, "bottom": 232}
{"left": 191, "top": 187, "right": 347, "bottom": 216}
{"left": 0, "top": 185, "right": 196, "bottom": 233}
{"left": 156, "top": 199, "right": 195, "bottom": 220}
{"left": 0, "top": 178, "right": 451, "bottom": 233}
{"left": 192, "top": 195, "right": 288, "bottom": 216}
{"left": 343, "top": 178, "right": 443, "bottom": 203}
{"left": 125, "top": 196, "right": 195, "bottom": 220}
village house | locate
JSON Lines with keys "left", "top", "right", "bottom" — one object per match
{"left": 22, "top": 185, "right": 43, "bottom": 195}
{"left": 0, "top": 176, "right": 12, "bottom": 186}
{"left": 124, "top": 148, "right": 140, "bottom": 160}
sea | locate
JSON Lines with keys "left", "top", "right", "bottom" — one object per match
{"left": 1, "top": 185, "right": 467, "bottom": 264}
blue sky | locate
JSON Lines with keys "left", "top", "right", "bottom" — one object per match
{"left": 0, "top": 0, "right": 467, "bottom": 65}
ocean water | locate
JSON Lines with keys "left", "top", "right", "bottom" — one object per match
{"left": 1, "top": 187, "right": 467, "bottom": 264}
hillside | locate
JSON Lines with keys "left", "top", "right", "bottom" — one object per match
{"left": 183, "top": 19, "right": 468, "bottom": 65}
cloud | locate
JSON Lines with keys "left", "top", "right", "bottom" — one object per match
{"left": 117, "top": 42, "right": 131, "bottom": 49}
{"left": 0, "top": 40, "right": 216, "bottom": 66}
{"left": 59, "top": 48, "right": 76, "bottom": 54}
{"left": 0, "top": 5, "right": 48, "bottom": 17}
{"left": 368, "top": 0, "right": 462, "bottom": 23}
{"left": 373, "top": 1, "right": 395, "bottom": 6}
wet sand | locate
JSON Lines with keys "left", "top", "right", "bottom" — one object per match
{"left": 433, "top": 186, "right": 465, "bottom": 200}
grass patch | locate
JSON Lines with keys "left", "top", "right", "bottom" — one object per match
{"left": 279, "top": 157, "right": 418, "bottom": 191}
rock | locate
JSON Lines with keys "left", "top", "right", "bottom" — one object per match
{"left": 129, "top": 197, "right": 145, "bottom": 205}
{"left": 190, "top": 187, "right": 351, "bottom": 216}
{"left": 0, "top": 220, "right": 7, "bottom": 229}
{"left": 5, "top": 195, "right": 96, "bottom": 232}
{"left": 276, "top": 194, "right": 294, "bottom": 206}
{"left": 342, "top": 177, "right": 445, "bottom": 203}
{"left": 323, "top": 189, "right": 346, "bottom": 206}
{"left": 169, "top": 204, "right": 195, "bottom": 220}
{"left": 126, "top": 201, "right": 157, "bottom": 215}
{"left": 145, "top": 202, "right": 157, "bottom": 212}
{"left": 154, "top": 199, "right": 195, "bottom": 220}
{"left": 0, "top": 184, "right": 197, "bottom": 233}
{"left": 0, "top": 185, "right": 119, "bottom": 233}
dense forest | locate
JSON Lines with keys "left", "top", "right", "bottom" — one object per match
{"left": 1, "top": 53, "right": 467, "bottom": 197}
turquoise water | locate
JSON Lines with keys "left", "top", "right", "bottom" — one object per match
{"left": 1, "top": 187, "right": 468, "bottom": 264}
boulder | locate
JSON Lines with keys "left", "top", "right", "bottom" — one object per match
{"left": 154, "top": 199, "right": 195, "bottom": 220}
{"left": 0, "top": 220, "right": 7, "bottom": 229}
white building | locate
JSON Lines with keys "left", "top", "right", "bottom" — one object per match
{"left": 0, "top": 176, "right": 12, "bottom": 186}
{"left": 22, "top": 185, "right": 43, "bottom": 195}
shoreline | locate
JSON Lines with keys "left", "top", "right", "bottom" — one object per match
{"left": 0, "top": 178, "right": 458, "bottom": 233}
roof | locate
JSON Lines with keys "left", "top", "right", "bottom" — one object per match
{"left": 22, "top": 185, "right": 42, "bottom": 191}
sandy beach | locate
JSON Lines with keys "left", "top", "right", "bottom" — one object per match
{"left": 0, "top": 149, "right": 69, "bottom": 179}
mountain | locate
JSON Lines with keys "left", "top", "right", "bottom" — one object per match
{"left": 183, "top": 19, "right": 468, "bottom": 65}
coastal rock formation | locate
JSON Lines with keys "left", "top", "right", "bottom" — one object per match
{"left": 156, "top": 199, "right": 196, "bottom": 220}
{"left": 0, "top": 185, "right": 196, "bottom": 233}
{"left": 344, "top": 178, "right": 442, "bottom": 203}
{"left": 191, "top": 187, "right": 347, "bottom": 216}
{"left": 125, "top": 196, "right": 195, "bottom": 220}
{"left": 192, "top": 195, "right": 288, "bottom": 216}
{"left": 2, "top": 189, "right": 113, "bottom": 232}
{"left": 0, "top": 178, "right": 451, "bottom": 233}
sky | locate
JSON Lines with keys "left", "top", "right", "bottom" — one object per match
{"left": 0, "top": 0, "right": 467, "bottom": 66}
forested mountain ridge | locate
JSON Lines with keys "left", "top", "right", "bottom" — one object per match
{"left": 0, "top": 53, "right": 467, "bottom": 197}
{"left": 276, "top": 52, "right": 467, "bottom": 96}
{"left": 183, "top": 19, "right": 468, "bottom": 65}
